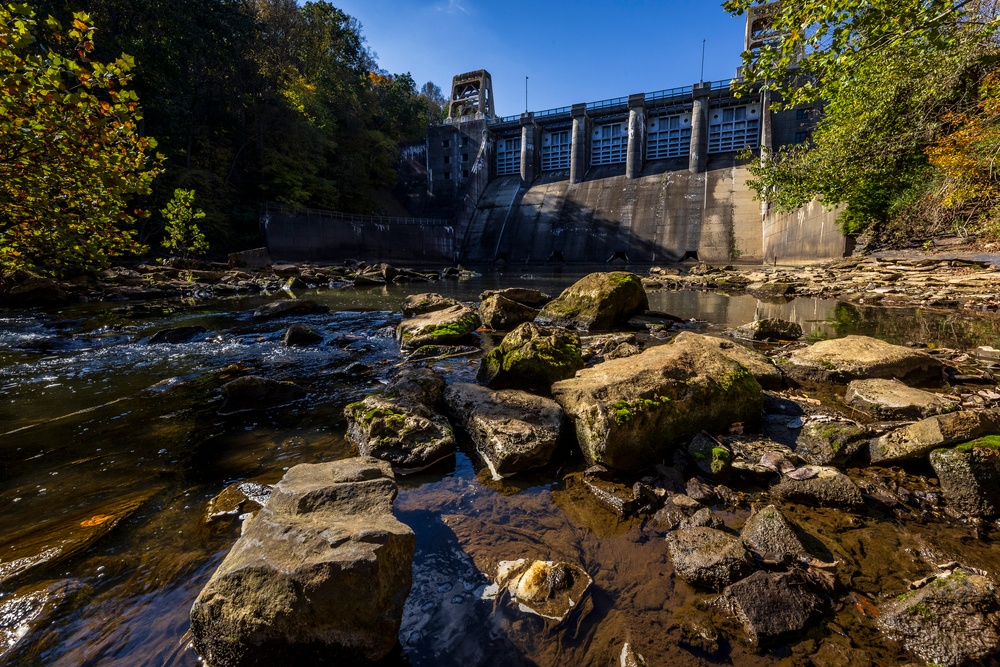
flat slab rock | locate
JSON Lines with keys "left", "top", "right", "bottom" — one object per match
{"left": 845, "top": 378, "right": 958, "bottom": 420}
{"left": 780, "top": 335, "right": 942, "bottom": 384}
{"left": 871, "top": 409, "right": 1000, "bottom": 465}
{"left": 444, "top": 383, "right": 563, "bottom": 479}
{"left": 878, "top": 570, "right": 1000, "bottom": 667}
{"left": 189, "top": 458, "right": 414, "bottom": 666}
{"left": 396, "top": 304, "right": 480, "bottom": 350}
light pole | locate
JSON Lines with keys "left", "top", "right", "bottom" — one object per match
{"left": 525, "top": 76, "right": 529, "bottom": 113}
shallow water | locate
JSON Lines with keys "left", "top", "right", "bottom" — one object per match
{"left": 1, "top": 269, "right": 1000, "bottom": 666}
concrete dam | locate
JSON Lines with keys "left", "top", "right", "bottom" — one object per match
{"left": 265, "top": 10, "right": 851, "bottom": 265}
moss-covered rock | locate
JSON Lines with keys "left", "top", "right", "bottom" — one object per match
{"left": 687, "top": 434, "right": 733, "bottom": 477}
{"left": 535, "top": 272, "right": 649, "bottom": 331}
{"left": 871, "top": 409, "right": 1000, "bottom": 465}
{"left": 930, "top": 438, "right": 1000, "bottom": 517}
{"left": 795, "top": 419, "right": 870, "bottom": 467}
{"left": 877, "top": 570, "right": 1000, "bottom": 667}
{"left": 551, "top": 332, "right": 764, "bottom": 472}
{"left": 396, "top": 304, "right": 480, "bottom": 350}
{"left": 400, "top": 292, "right": 456, "bottom": 317}
{"left": 344, "top": 368, "right": 454, "bottom": 473}
{"left": 477, "top": 322, "right": 584, "bottom": 392}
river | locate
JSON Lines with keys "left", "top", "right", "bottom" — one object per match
{"left": 2, "top": 268, "right": 999, "bottom": 666}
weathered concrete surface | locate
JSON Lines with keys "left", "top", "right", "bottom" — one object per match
{"left": 762, "top": 199, "right": 849, "bottom": 265}
{"left": 462, "top": 157, "right": 762, "bottom": 265}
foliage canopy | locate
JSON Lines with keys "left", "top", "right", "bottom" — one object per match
{"left": 0, "top": 3, "right": 160, "bottom": 277}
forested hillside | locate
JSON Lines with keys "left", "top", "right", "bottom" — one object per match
{"left": 3, "top": 0, "right": 444, "bottom": 276}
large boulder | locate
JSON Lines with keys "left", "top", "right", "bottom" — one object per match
{"left": 666, "top": 527, "right": 756, "bottom": 592}
{"left": 344, "top": 368, "right": 454, "bottom": 473}
{"left": 477, "top": 323, "right": 584, "bottom": 392}
{"left": 189, "top": 458, "right": 415, "bottom": 666}
{"left": 845, "top": 378, "right": 958, "bottom": 420}
{"left": 719, "top": 571, "right": 822, "bottom": 646}
{"left": 396, "top": 304, "right": 480, "bottom": 350}
{"left": 228, "top": 247, "right": 271, "bottom": 269}
{"left": 770, "top": 466, "right": 865, "bottom": 510}
{"left": 535, "top": 272, "right": 648, "bottom": 331}
{"left": 871, "top": 409, "right": 1000, "bottom": 465}
{"left": 877, "top": 570, "right": 1000, "bottom": 667}
{"left": 674, "top": 331, "right": 783, "bottom": 389}
{"left": 551, "top": 333, "right": 764, "bottom": 472}
{"left": 444, "top": 383, "right": 563, "bottom": 479}
{"left": 779, "top": 335, "right": 943, "bottom": 384}
{"left": 930, "top": 438, "right": 1000, "bottom": 517}
{"left": 478, "top": 294, "right": 540, "bottom": 331}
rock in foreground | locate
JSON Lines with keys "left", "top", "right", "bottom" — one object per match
{"left": 930, "top": 438, "right": 1000, "bottom": 517}
{"left": 190, "top": 458, "right": 414, "bottom": 666}
{"left": 551, "top": 333, "right": 764, "bottom": 472}
{"left": 666, "top": 527, "right": 756, "bottom": 592}
{"left": 535, "top": 272, "right": 648, "bottom": 331}
{"left": 871, "top": 409, "right": 1000, "bottom": 464}
{"left": 719, "top": 570, "right": 822, "bottom": 646}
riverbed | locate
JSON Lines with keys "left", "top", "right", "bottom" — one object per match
{"left": 2, "top": 268, "right": 1000, "bottom": 666}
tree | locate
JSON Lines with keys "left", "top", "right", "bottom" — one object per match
{"left": 0, "top": 4, "right": 160, "bottom": 277}
{"left": 726, "top": 0, "right": 1000, "bottom": 236}
{"left": 161, "top": 188, "right": 208, "bottom": 258}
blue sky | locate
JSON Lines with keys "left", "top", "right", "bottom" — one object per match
{"left": 332, "top": 0, "right": 748, "bottom": 117}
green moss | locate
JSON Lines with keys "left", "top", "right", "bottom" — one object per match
{"left": 819, "top": 359, "right": 836, "bottom": 370}
{"left": 710, "top": 447, "right": 732, "bottom": 474}
{"left": 954, "top": 435, "right": 1000, "bottom": 452}
{"left": 908, "top": 603, "right": 933, "bottom": 618}
{"left": 612, "top": 395, "right": 670, "bottom": 425}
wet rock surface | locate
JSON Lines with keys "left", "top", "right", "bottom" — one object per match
{"left": 666, "top": 527, "right": 756, "bottom": 592}
{"left": 740, "top": 504, "right": 807, "bottom": 560}
{"left": 397, "top": 304, "right": 480, "bottom": 350}
{"left": 930, "top": 438, "right": 1000, "bottom": 517}
{"left": 770, "top": 466, "right": 865, "bottom": 510}
{"left": 189, "top": 458, "right": 415, "bottom": 666}
{"left": 485, "top": 559, "right": 591, "bottom": 622}
{"left": 218, "top": 375, "right": 307, "bottom": 414}
{"left": 345, "top": 368, "right": 455, "bottom": 473}
{"left": 871, "top": 409, "right": 1000, "bottom": 464}
{"left": 719, "top": 570, "right": 823, "bottom": 646}
{"left": 478, "top": 294, "right": 540, "bottom": 331}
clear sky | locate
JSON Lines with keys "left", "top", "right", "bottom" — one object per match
{"left": 331, "top": 0, "right": 748, "bottom": 117}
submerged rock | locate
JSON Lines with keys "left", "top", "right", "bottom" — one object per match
{"left": 551, "top": 332, "right": 764, "bottom": 472}
{"left": 396, "top": 304, "right": 480, "bottom": 350}
{"left": 477, "top": 322, "right": 584, "bottom": 392}
{"left": 780, "top": 335, "right": 943, "bottom": 384}
{"left": 871, "top": 409, "right": 1000, "bottom": 464}
{"left": 148, "top": 326, "right": 207, "bottom": 344}
{"left": 486, "top": 559, "right": 591, "bottom": 622}
{"left": 444, "top": 383, "right": 563, "bottom": 479}
{"left": 281, "top": 323, "right": 323, "bottom": 346}
{"left": 535, "top": 272, "right": 648, "bottom": 331}
{"left": 251, "top": 299, "right": 330, "bottom": 320}
{"left": 877, "top": 570, "right": 1000, "bottom": 667}
{"left": 478, "top": 294, "right": 540, "bottom": 331}
{"left": 219, "top": 376, "right": 307, "bottom": 414}
{"left": 770, "top": 466, "right": 865, "bottom": 510}
{"left": 845, "top": 378, "right": 958, "bottom": 420}
{"left": 719, "top": 570, "right": 822, "bottom": 646}
{"left": 930, "top": 437, "right": 1000, "bottom": 517}
{"left": 666, "top": 527, "right": 756, "bottom": 592}
{"left": 344, "top": 368, "right": 454, "bottom": 473}
{"left": 206, "top": 482, "right": 273, "bottom": 522}
{"left": 190, "top": 458, "right": 414, "bottom": 666}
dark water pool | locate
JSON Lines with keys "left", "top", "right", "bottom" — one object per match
{"left": 2, "top": 269, "right": 999, "bottom": 666}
